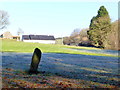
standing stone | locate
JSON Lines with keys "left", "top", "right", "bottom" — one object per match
{"left": 29, "top": 48, "right": 42, "bottom": 73}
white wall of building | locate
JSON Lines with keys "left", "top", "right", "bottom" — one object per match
{"left": 23, "top": 40, "right": 55, "bottom": 44}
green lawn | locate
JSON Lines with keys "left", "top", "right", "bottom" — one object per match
{"left": 1, "top": 39, "right": 118, "bottom": 57}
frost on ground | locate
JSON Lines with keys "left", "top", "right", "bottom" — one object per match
{"left": 2, "top": 52, "right": 119, "bottom": 88}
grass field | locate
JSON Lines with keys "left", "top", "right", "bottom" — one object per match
{"left": 1, "top": 39, "right": 118, "bottom": 57}
{"left": 2, "top": 52, "right": 119, "bottom": 88}
{"left": 1, "top": 39, "right": 119, "bottom": 88}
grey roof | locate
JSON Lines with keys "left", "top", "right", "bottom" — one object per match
{"left": 22, "top": 35, "right": 55, "bottom": 40}
{"left": 22, "top": 35, "right": 30, "bottom": 40}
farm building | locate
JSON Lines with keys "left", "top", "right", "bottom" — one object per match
{"left": 12, "top": 36, "right": 20, "bottom": 41}
{"left": 22, "top": 35, "right": 55, "bottom": 44}
{"left": 0, "top": 31, "right": 20, "bottom": 40}
{"left": 0, "top": 31, "right": 13, "bottom": 39}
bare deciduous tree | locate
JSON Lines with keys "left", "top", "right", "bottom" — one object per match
{"left": 17, "top": 28, "right": 24, "bottom": 36}
{"left": 70, "top": 28, "right": 80, "bottom": 37}
{"left": 0, "top": 10, "right": 9, "bottom": 30}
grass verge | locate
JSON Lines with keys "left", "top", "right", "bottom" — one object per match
{"left": 1, "top": 39, "right": 119, "bottom": 57}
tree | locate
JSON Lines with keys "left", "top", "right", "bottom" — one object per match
{"left": 0, "top": 10, "right": 9, "bottom": 30}
{"left": 79, "top": 28, "right": 89, "bottom": 40}
{"left": 69, "top": 28, "right": 81, "bottom": 45}
{"left": 105, "top": 20, "right": 120, "bottom": 50}
{"left": 17, "top": 28, "right": 24, "bottom": 36}
{"left": 97, "top": 6, "right": 109, "bottom": 17}
{"left": 70, "top": 28, "right": 80, "bottom": 37}
{"left": 87, "top": 6, "right": 111, "bottom": 48}
{"left": 63, "top": 37, "right": 71, "bottom": 45}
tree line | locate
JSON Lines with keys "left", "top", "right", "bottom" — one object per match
{"left": 63, "top": 6, "right": 119, "bottom": 50}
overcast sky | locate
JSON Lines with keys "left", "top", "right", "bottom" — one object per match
{"left": 0, "top": 0, "right": 118, "bottom": 37}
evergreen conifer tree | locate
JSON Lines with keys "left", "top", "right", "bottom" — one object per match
{"left": 87, "top": 6, "right": 111, "bottom": 48}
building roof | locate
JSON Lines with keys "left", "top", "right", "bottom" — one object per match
{"left": 22, "top": 35, "right": 55, "bottom": 40}
{"left": 2, "top": 31, "right": 13, "bottom": 39}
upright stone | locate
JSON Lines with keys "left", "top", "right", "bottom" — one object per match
{"left": 29, "top": 48, "right": 42, "bottom": 73}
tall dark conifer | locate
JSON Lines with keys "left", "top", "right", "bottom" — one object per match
{"left": 97, "top": 6, "right": 109, "bottom": 17}
{"left": 87, "top": 6, "right": 111, "bottom": 48}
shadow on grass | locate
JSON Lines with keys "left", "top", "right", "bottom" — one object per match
{"left": 2, "top": 52, "right": 119, "bottom": 88}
